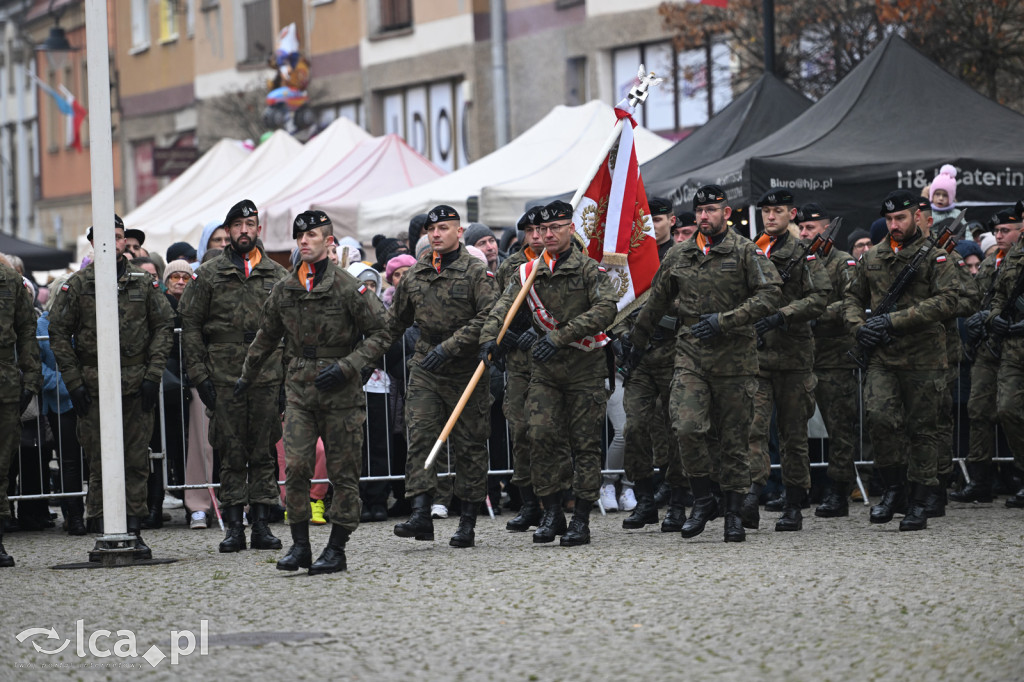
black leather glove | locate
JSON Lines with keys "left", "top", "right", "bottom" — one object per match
{"left": 69, "top": 385, "right": 92, "bottom": 417}
{"left": 19, "top": 389, "right": 35, "bottom": 414}
{"left": 419, "top": 345, "right": 449, "bottom": 373}
{"left": 278, "top": 385, "right": 287, "bottom": 413}
{"left": 516, "top": 328, "right": 538, "bottom": 351}
{"left": 965, "top": 311, "right": 989, "bottom": 342}
{"left": 498, "top": 330, "right": 520, "bottom": 353}
{"left": 479, "top": 340, "right": 503, "bottom": 368}
{"left": 864, "top": 313, "right": 892, "bottom": 334}
{"left": 754, "top": 312, "right": 785, "bottom": 337}
{"left": 233, "top": 378, "right": 249, "bottom": 398}
{"left": 314, "top": 363, "right": 346, "bottom": 392}
{"left": 991, "top": 314, "right": 1011, "bottom": 337}
{"left": 196, "top": 379, "right": 217, "bottom": 411}
{"left": 140, "top": 379, "right": 160, "bottom": 412}
{"left": 690, "top": 313, "right": 721, "bottom": 341}
{"left": 531, "top": 333, "right": 559, "bottom": 363}
{"left": 360, "top": 366, "right": 375, "bottom": 385}
{"left": 1008, "top": 320, "right": 1024, "bottom": 337}
{"left": 856, "top": 325, "right": 884, "bottom": 349}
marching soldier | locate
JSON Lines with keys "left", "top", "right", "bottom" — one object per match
{"left": 843, "top": 190, "right": 959, "bottom": 531}
{"left": 626, "top": 186, "right": 782, "bottom": 543}
{"left": 49, "top": 217, "right": 174, "bottom": 558}
{"left": 795, "top": 204, "right": 861, "bottom": 518}
{"left": 389, "top": 205, "right": 498, "bottom": 548}
{"left": 956, "top": 208, "right": 1022, "bottom": 503}
{"left": 237, "top": 210, "right": 390, "bottom": 575}
{"left": 0, "top": 255, "right": 40, "bottom": 567}
{"left": 746, "top": 190, "right": 829, "bottom": 532}
{"left": 179, "top": 199, "right": 290, "bottom": 553}
{"left": 479, "top": 200, "right": 617, "bottom": 546}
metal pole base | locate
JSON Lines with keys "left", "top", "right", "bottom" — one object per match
{"left": 50, "top": 535, "right": 179, "bottom": 569}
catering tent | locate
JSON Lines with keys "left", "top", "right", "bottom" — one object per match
{"left": 647, "top": 34, "right": 1024, "bottom": 234}
{"left": 358, "top": 101, "right": 669, "bottom": 237}
{"left": 261, "top": 134, "right": 445, "bottom": 250}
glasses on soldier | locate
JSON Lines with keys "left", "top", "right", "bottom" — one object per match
{"left": 539, "top": 222, "right": 572, "bottom": 233}
{"left": 994, "top": 227, "right": 1018, "bottom": 235}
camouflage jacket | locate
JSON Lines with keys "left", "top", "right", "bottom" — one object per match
{"left": 941, "top": 251, "right": 981, "bottom": 366}
{"left": 813, "top": 246, "right": 859, "bottom": 369}
{"left": 240, "top": 260, "right": 390, "bottom": 408}
{"left": 630, "top": 228, "right": 782, "bottom": 377}
{"left": 988, "top": 243, "right": 1024, "bottom": 365}
{"left": 179, "top": 247, "right": 290, "bottom": 386}
{"left": 618, "top": 242, "right": 683, "bottom": 369}
{"left": 49, "top": 259, "right": 174, "bottom": 393}
{"left": 388, "top": 244, "right": 498, "bottom": 374}
{"left": 0, "top": 262, "right": 41, "bottom": 400}
{"left": 493, "top": 247, "right": 532, "bottom": 374}
{"left": 843, "top": 233, "right": 959, "bottom": 370}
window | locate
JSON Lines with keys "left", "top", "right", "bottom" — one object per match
{"left": 242, "top": 0, "right": 273, "bottom": 64}
{"left": 131, "top": 0, "right": 150, "bottom": 51}
{"left": 566, "top": 56, "right": 586, "bottom": 105}
{"left": 379, "top": 0, "right": 412, "bottom": 32}
{"left": 159, "top": 0, "right": 179, "bottom": 43}
{"left": 379, "top": 80, "right": 466, "bottom": 171}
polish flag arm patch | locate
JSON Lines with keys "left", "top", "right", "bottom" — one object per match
{"left": 357, "top": 284, "right": 367, "bottom": 295}
{"left": 935, "top": 255, "right": 947, "bottom": 263}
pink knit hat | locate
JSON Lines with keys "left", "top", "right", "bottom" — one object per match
{"left": 385, "top": 254, "right": 416, "bottom": 284}
{"left": 929, "top": 164, "right": 958, "bottom": 206}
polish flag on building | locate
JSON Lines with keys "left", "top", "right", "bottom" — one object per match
{"left": 572, "top": 98, "right": 660, "bottom": 316}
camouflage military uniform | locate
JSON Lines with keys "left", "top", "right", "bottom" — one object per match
{"left": 989, "top": 244, "right": 1024, "bottom": 479}
{"left": 631, "top": 229, "right": 782, "bottom": 495}
{"left": 179, "top": 246, "right": 290, "bottom": 508}
{"left": 811, "top": 247, "right": 861, "bottom": 486}
{"left": 748, "top": 232, "right": 830, "bottom": 491}
{"left": 49, "top": 260, "right": 174, "bottom": 519}
{"left": 481, "top": 246, "right": 617, "bottom": 501}
{"left": 965, "top": 254, "right": 1004, "bottom": 466}
{"left": 240, "top": 260, "right": 390, "bottom": 531}
{"left": 494, "top": 248, "right": 534, "bottom": 489}
{"left": 0, "top": 263, "right": 41, "bottom": 522}
{"left": 843, "top": 234, "right": 960, "bottom": 489}
{"left": 388, "top": 244, "right": 498, "bottom": 503}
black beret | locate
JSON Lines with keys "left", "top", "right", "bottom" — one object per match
{"left": 427, "top": 205, "right": 460, "bottom": 224}
{"left": 292, "top": 209, "right": 332, "bottom": 239}
{"left": 879, "top": 190, "right": 920, "bottom": 216}
{"left": 692, "top": 185, "right": 726, "bottom": 210}
{"left": 539, "top": 200, "right": 574, "bottom": 222}
{"left": 799, "top": 202, "right": 828, "bottom": 222}
{"left": 87, "top": 214, "right": 125, "bottom": 242}
{"left": 648, "top": 196, "right": 673, "bottom": 216}
{"left": 124, "top": 227, "right": 146, "bottom": 245}
{"left": 675, "top": 211, "right": 696, "bottom": 226}
{"left": 757, "top": 188, "right": 795, "bottom": 208}
{"left": 989, "top": 208, "right": 1022, "bottom": 229}
{"left": 517, "top": 209, "right": 540, "bottom": 230}
{"left": 225, "top": 199, "right": 258, "bottom": 226}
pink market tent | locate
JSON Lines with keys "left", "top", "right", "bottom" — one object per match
{"left": 261, "top": 134, "right": 445, "bottom": 250}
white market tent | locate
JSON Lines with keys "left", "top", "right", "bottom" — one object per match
{"left": 357, "top": 100, "right": 671, "bottom": 238}
{"left": 262, "top": 134, "right": 445, "bottom": 250}
{"left": 478, "top": 104, "right": 672, "bottom": 226}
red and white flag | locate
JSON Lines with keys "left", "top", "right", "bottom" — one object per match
{"left": 689, "top": 0, "right": 728, "bottom": 7}
{"left": 573, "top": 99, "right": 660, "bottom": 315}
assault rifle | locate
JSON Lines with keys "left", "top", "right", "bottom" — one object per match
{"left": 963, "top": 279, "right": 1001, "bottom": 363}
{"left": 986, "top": 253, "right": 1024, "bottom": 359}
{"left": 847, "top": 213, "right": 964, "bottom": 369}
{"left": 776, "top": 217, "right": 842, "bottom": 283}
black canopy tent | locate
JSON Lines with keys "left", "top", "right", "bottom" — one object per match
{"left": 647, "top": 35, "right": 1024, "bottom": 236}
{"left": 0, "top": 231, "right": 75, "bottom": 272}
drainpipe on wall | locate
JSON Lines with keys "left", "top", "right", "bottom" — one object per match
{"left": 490, "top": 0, "right": 508, "bottom": 149}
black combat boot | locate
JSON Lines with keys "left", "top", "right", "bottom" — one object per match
{"left": 506, "top": 486, "right": 542, "bottom": 531}
{"left": 126, "top": 515, "right": 152, "bottom": 561}
{"left": 450, "top": 502, "right": 478, "bottom": 548}
{"left": 723, "top": 491, "right": 746, "bottom": 543}
{"left": 660, "top": 486, "right": 688, "bottom": 533}
{"left": 775, "top": 486, "right": 805, "bottom": 532}
{"left": 63, "top": 498, "right": 87, "bottom": 536}
{"left": 249, "top": 503, "right": 283, "bottom": 550}
{"left": 142, "top": 474, "right": 164, "bottom": 529}
{"left": 924, "top": 474, "right": 948, "bottom": 518}
{"left": 218, "top": 506, "right": 246, "bottom": 553}
{"left": 680, "top": 477, "right": 719, "bottom": 539}
{"left": 815, "top": 479, "right": 851, "bottom": 518}
{"left": 653, "top": 480, "right": 672, "bottom": 508}
{"left": 870, "top": 467, "right": 908, "bottom": 524}
{"left": 393, "top": 493, "right": 434, "bottom": 541}
{"left": 0, "top": 532, "right": 13, "bottom": 567}
{"left": 764, "top": 489, "right": 787, "bottom": 512}
{"left": 86, "top": 515, "right": 103, "bottom": 534}
{"left": 899, "top": 483, "right": 930, "bottom": 531}
{"left": 739, "top": 483, "right": 762, "bottom": 530}
{"left": 560, "top": 499, "right": 591, "bottom": 547}
{"left": 308, "top": 524, "right": 349, "bottom": 575}
{"left": 622, "top": 477, "right": 659, "bottom": 529}
{"left": 1006, "top": 486, "right": 1024, "bottom": 508}
{"left": 276, "top": 521, "right": 312, "bottom": 571}
{"left": 533, "top": 493, "right": 567, "bottom": 543}
{"left": 950, "top": 462, "right": 994, "bottom": 503}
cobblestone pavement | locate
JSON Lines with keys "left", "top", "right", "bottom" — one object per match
{"left": 1, "top": 500, "right": 1022, "bottom": 681}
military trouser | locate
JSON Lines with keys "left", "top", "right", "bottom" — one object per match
{"left": 936, "top": 364, "right": 960, "bottom": 478}
{"left": 623, "top": 360, "right": 685, "bottom": 486}
{"left": 77, "top": 382, "right": 152, "bottom": 519}
{"left": 503, "top": 363, "right": 532, "bottom": 488}
{"left": 996, "top": 359, "right": 1024, "bottom": 472}
{"left": 525, "top": 353, "right": 606, "bottom": 501}
{"left": 0, "top": 401, "right": 19, "bottom": 520}
{"left": 967, "top": 354, "right": 999, "bottom": 464}
{"left": 865, "top": 365, "right": 942, "bottom": 487}
{"left": 670, "top": 370, "right": 755, "bottom": 494}
{"left": 211, "top": 383, "right": 282, "bottom": 508}
{"left": 283, "top": 391, "right": 365, "bottom": 532}
{"left": 814, "top": 367, "right": 859, "bottom": 483}
{"left": 748, "top": 370, "right": 817, "bottom": 490}
{"left": 404, "top": 366, "right": 490, "bottom": 503}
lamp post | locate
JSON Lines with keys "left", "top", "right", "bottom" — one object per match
{"left": 35, "top": 2, "right": 79, "bottom": 72}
